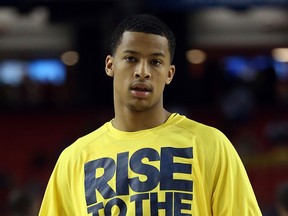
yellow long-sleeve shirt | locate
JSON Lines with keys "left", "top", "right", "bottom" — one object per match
{"left": 39, "top": 113, "right": 262, "bottom": 215}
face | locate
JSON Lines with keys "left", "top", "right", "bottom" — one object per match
{"left": 105, "top": 31, "right": 175, "bottom": 112}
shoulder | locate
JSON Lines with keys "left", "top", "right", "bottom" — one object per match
{"left": 58, "top": 122, "right": 109, "bottom": 164}
{"left": 173, "top": 114, "right": 235, "bottom": 161}
{"left": 174, "top": 114, "right": 228, "bottom": 143}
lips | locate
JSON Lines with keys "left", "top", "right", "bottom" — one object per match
{"left": 130, "top": 82, "right": 152, "bottom": 98}
{"left": 130, "top": 82, "right": 152, "bottom": 92}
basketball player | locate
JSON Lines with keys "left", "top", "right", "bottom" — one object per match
{"left": 39, "top": 14, "right": 262, "bottom": 215}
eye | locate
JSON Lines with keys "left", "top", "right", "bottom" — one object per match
{"left": 125, "top": 56, "right": 137, "bottom": 62}
{"left": 151, "top": 59, "right": 162, "bottom": 66}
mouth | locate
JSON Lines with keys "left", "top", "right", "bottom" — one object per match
{"left": 130, "top": 82, "right": 152, "bottom": 98}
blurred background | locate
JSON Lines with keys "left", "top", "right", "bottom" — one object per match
{"left": 0, "top": 0, "right": 288, "bottom": 215}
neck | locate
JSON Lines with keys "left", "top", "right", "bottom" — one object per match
{"left": 112, "top": 108, "right": 171, "bottom": 132}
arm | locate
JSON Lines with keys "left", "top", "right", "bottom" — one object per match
{"left": 39, "top": 150, "right": 74, "bottom": 216}
{"left": 210, "top": 131, "right": 262, "bottom": 215}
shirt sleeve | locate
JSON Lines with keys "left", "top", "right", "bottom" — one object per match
{"left": 210, "top": 130, "right": 262, "bottom": 215}
{"left": 39, "top": 149, "right": 75, "bottom": 216}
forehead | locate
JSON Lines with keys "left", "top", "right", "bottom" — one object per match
{"left": 116, "top": 31, "right": 170, "bottom": 57}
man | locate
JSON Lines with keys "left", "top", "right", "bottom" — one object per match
{"left": 39, "top": 14, "right": 262, "bottom": 215}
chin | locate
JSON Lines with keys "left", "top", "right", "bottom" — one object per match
{"left": 127, "top": 102, "right": 152, "bottom": 112}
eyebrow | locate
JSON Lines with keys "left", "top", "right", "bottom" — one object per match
{"left": 123, "top": 50, "right": 166, "bottom": 58}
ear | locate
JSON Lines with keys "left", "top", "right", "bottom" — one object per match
{"left": 105, "top": 55, "right": 114, "bottom": 77}
{"left": 165, "top": 65, "right": 176, "bottom": 84}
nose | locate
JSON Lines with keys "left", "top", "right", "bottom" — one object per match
{"left": 134, "top": 61, "right": 151, "bottom": 79}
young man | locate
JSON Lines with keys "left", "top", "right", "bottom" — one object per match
{"left": 39, "top": 14, "right": 262, "bottom": 215}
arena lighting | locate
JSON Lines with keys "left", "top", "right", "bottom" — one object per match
{"left": 272, "top": 48, "right": 288, "bottom": 62}
{"left": 61, "top": 51, "right": 79, "bottom": 66}
{"left": 28, "top": 59, "right": 66, "bottom": 85}
{"left": 186, "top": 49, "right": 207, "bottom": 64}
{"left": 0, "top": 60, "right": 25, "bottom": 86}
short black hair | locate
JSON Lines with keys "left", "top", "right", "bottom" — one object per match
{"left": 110, "top": 14, "right": 176, "bottom": 62}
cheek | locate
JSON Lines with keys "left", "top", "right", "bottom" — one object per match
{"left": 153, "top": 77, "right": 167, "bottom": 94}
{"left": 158, "top": 74, "right": 170, "bottom": 86}
{"left": 114, "top": 77, "right": 123, "bottom": 90}
{"left": 114, "top": 74, "right": 129, "bottom": 93}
